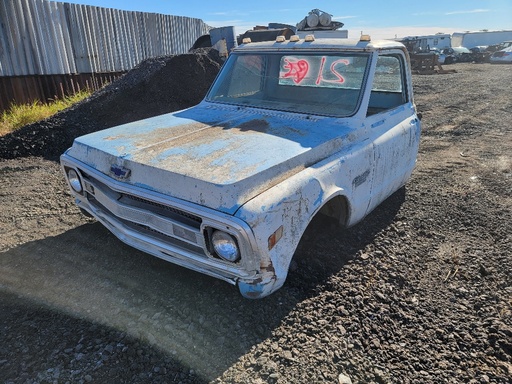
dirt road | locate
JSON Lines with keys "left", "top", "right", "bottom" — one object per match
{"left": 1, "top": 63, "right": 511, "bottom": 383}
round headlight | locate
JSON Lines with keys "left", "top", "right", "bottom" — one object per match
{"left": 67, "top": 169, "right": 83, "bottom": 193}
{"left": 211, "top": 230, "right": 240, "bottom": 262}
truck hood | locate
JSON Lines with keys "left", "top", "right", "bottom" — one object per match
{"left": 67, "top": 103, "right": 354, "bottom": 214}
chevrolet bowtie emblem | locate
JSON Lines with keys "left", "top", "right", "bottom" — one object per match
{"left": 110, "top": 164, "right": 131, "bottom": 179}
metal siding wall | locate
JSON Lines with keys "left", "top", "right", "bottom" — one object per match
{"left": 11, "top": 0, "right": 35, "bottom": 75}
{"left": 53, "top": 2, "right": 74, "bottom": 73}
{"left": 67, "top": 4, "right": 91, "bottom": 73}
{"left": 0, "top": 0, "right": 212, "bottom": 76}
{"left": 0, "top": 2, "right": 16, "bottom": 75}
{"left": 0, "top": 71, "right": 126, "bottom": 112}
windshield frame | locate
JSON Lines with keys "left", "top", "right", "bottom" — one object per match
{"left": 205, "top": 50, "right": 372, "bottom": 118}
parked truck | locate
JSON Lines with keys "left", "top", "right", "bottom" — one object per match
{"left": 61, "top": 34, "right": 421, "bottom": 298}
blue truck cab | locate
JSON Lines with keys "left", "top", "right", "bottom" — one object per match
{"left": 61, "top": 34, "right": 421, "bottom": 298}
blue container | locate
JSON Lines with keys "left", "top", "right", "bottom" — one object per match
{"left": 210, "top": 26, "right": 238, "bottom": 53}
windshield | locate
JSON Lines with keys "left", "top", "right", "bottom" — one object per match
{"left": 206, "top": 52, "right": 370, "bottom": 117}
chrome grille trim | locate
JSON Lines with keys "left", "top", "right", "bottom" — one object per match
{"left": 121, "top": 193, "right": 202, "bottom": 224}
{"left": 85, "top": 177, "right": 206, "bottom": 250}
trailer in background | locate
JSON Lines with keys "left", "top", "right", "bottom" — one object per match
{"left": 401, "top": 33, "right": 452, "bottom": 53}
{"left": 451, "top": 30, "right": 512, "bottom": 48}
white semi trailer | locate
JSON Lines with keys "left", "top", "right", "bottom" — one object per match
{"left": 451, "top": 30, "right": 512, "bottom": 48}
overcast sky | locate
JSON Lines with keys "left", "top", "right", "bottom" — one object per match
{"left": 53, "top": 0, "right": 512, "bottom": 39}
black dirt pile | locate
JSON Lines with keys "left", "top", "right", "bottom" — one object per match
{"left": 0, "top": 49, "right": 223, "bottom": 161}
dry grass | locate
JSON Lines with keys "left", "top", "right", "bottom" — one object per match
{"left": 0, "top": 91, "right": 91, "bottom": 136}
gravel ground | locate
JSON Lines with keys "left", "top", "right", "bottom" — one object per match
{"left": 0, "top": 61, "right": 511, "bottom": 384}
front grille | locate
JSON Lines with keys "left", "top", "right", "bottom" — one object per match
{"left": 126, "top": 220, "right": 204, "bottom": 255}
{"left": 82, "top": 171, "right": 208, "bottom": 257}
{"left": 119, "top": 193, "right": 202, "bottom": 228}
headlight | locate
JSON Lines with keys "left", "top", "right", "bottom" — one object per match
{"left": 67, "top": 169, "right": 83, "bottom": 193}
{"left": 211, "top": 230, "right": 240, "bottom": 262}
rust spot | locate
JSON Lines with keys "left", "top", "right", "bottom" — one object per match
{"left": 237, "top": 119, "right": 269, "bottom": 133}
{"left": 260, "top": 257, "right": 276, "bottom": 274}
{"left": 143, "top": 123, "right": 222, "bottom": 148}
{"left": 106, "top": 122, "right": 210, "bottom": 148}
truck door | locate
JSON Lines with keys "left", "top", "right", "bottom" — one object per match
{"left": 365, "top": 53, "right": 421, "bottom": 213}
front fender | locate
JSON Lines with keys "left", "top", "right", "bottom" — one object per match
{"left": 235, "top": 140, "right": 374, "bottom": 297}
{"left": 234, "top": 152, "right": 369, "bottom": 290}
{"left": 235, "top": 171, "right": 326, "bottom": 296}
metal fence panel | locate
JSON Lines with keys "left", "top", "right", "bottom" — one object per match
{"left": 0, "top": 0, "right": 211, "bottom": 76}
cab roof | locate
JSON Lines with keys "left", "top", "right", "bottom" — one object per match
{"left": 233, "top": 37, "right": 406, "bottom": 53}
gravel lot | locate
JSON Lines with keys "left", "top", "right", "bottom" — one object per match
{"left": 0, "top": 60, "right": 511, "bottom": 384}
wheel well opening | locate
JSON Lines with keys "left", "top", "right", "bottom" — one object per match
{"left": 297, "top": 195, "right": 349, "bottom": 249}
{"left": 317, "top": 195, "right": 349, "bottom": 227}
{"left": 291, "top": 195, "right": 349, "bottom": 270}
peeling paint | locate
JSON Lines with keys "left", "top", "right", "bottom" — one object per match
{"left": 314, "top": 189, "right": 324, "bottom": 206}
{"left": 68, "top": 104, "right": 351, "bottom": 214}
{"left": 371, "top": 119, "right": 385, "bottom": 129}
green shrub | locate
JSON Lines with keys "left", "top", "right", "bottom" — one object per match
{"left": 0, "top": 91, "right": 91, "bottom": 136}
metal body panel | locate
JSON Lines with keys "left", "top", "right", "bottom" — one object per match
{"left": 62, "top": 38, "right": 421, "bottom": 298}
{"left": 234, "top": 138, "right": 376, "bottom": 296}
{"left": 367, "top": 108, "right": 421, "bottom": 210}
{"left": 67, "top": 103, "right": 359, "bottom": 215}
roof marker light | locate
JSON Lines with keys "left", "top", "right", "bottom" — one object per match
{"left": 304, "top": 34, "right": 315, "bottom": 42}
{"left": 290, "top": 35, "right": 300, "bottom": 42}
{"left": 276, "top": 35, "right": 286, "bottom": 43}
{"left": 360, "top": 34, "right": 371, "bottom": 42}
{"left": 242, "top": 37, "right": 252, "bottom": 44}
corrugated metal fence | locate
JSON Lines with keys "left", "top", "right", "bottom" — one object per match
{"left": 0, "top": 0, "right": 211, "bottom": 111}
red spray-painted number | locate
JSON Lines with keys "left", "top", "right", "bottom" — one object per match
{"left": 282, "top": 58, "right": 310, "bottom": 84}
{"left": 282, "top": 57, "right": 350, "bottom": 85}
{"left": 316, "top": 57, "right": 350, "bottom": 85}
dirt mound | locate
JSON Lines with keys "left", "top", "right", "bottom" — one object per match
{"left": 0, "top": 49, "right": 223, "bottom": 161}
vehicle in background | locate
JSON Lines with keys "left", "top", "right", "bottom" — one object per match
{"left": 429, "top": 48, "right": 445, "bottom": 64}
{"left": 451, "top": 30, "right": 512, "bottom": 49}
{"left": 400, "top": 33, "right": 451, "bottom": 53}
{"left": 490, "top": 46, "right": 512, "bottom": 63}
{"left": 501, "top": 41, "right": 512, "bottom": 49}
{"left": 441, "top": 47, "right": 472, "bottom": 64}
{"left": 468, "top": 46, "right": 491, "bottom": 63}
{"left": 486, "top": 40, "right": 512, "bottom": 54}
